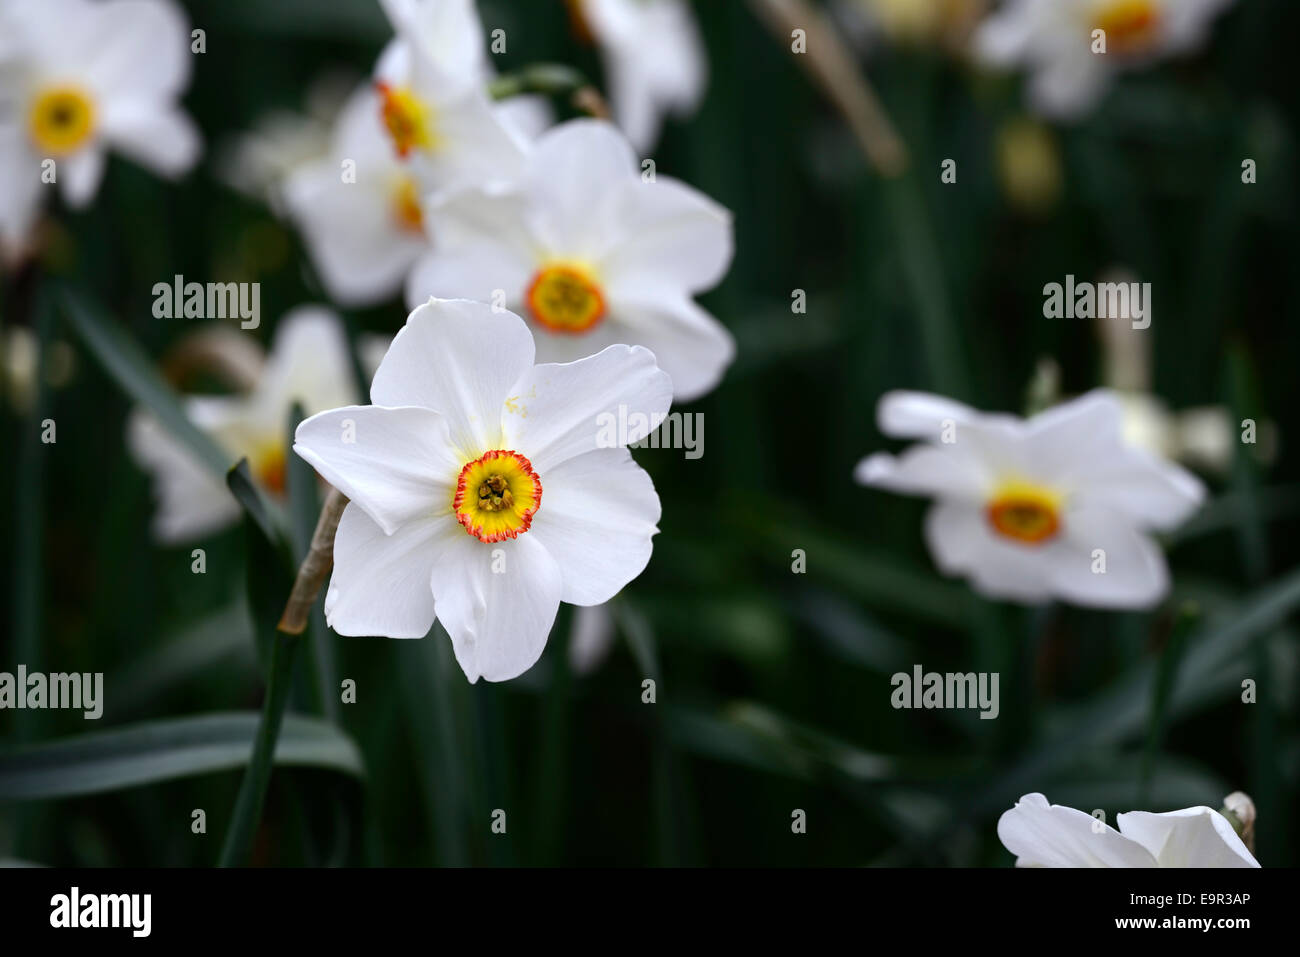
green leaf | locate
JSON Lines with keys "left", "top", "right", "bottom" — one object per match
{"left": 0, "top": 713, "right": 363, "bottom": 800}
{"left": 109, "top": 600, "right": 256, "bottom": 717}
{"left": 58, "top": 285, "right": 231, "bottom": 480}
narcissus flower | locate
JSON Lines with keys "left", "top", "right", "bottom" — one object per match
{"left": 855, "top": 389, "right": 1204, "bottom": 608}
{"left": 566, "top": 0, "right": 706, "bottom": 151}
{"left": 293, "top": 298, "right": 671, "bottom": 683}
{"left": 370, "top": 0, "right": 526, "bottom": 191}
{"left": 282, "top": 85, "right": 431, "bottom": 307}
{"left": 998, "top": 793, "right": 1260, "bottom": 867}
{"left": 973, "top": 0, "right": 1236, "bottom": 119}
{"left": 128, "top": 308, "right": 357, "bottom": 543}
{"left": 0, "top": 0, "right": 200, "bottom": 252}
{"left": 408, "top": 119, "right": 734, "bottom": 401}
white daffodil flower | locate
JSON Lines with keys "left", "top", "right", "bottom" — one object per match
{"left": 569, "top": 0, "right": 707, "bottom": 152}
{"left": 855, "top": 389, "right": 1205, "bottom": 608}
{"left": 973, "top": 0, "right": 1236, "bottom": 120}
{"left": 128, "top": 308, "right": 357, "bottom": 544}
{"left": 292, "top": 297, "right": 672, "bottom": 683}
{"left": 407, "top": 119, "right": 734, "bottom": 402}
{"left": 282, "top": 85, "right": 432, "bottom": 307}
{"left": 0, "top": 0, "right": 200, "bottom": 252}
{"left": 370, "top": 0, "right": 527, "bottom": 194}
{"left": 998, "top": 793, "right": 1260, "bottom": 867}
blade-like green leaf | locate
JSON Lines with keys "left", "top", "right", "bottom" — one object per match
{"left": 0, "top": 713, "right": 363, "bottom": 800}
{"left": 58, "top": 285, "right": 231, "bottom": 479}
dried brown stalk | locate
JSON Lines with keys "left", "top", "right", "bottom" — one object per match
{"left": 277, "top": 486, "right": 348, "bottom": 635}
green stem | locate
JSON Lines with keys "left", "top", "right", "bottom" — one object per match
{"left": 217, "top": 633, "right": 299, "bottom": 866}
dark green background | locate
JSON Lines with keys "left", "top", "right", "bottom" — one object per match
{"left": 1, "top": 0, "right": 1296, "bottom": 866}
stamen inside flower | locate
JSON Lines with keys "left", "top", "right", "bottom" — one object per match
{"left": 1091, "top": 0, "right": 1160, "bottom": 55}
{"left": 526, "top": 263, "right": 606, "bottom": 334}
{"left": 453, "top": 450, "right": 542, "bottom": 543}
{"left": 986, "top": 481, "right": 1063, "bottom": 545}
{"left": 391, "top": 176, "right": 424, "bottom": 233}
{"left": 376, "top": 82, "right": 437, "bottom": 158}
{"left": 28, "top": 86, "right": 96, "bottom": 155}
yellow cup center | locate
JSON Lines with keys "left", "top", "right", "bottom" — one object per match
{"left": 986, "top": 482, "right": 1063, "bottom": 545}
{"left": 29, "top": 85, "right": 96, "bottom": 155}
{"left": 526, "top": 263, "right": 606, "bottom": 334}
{"left": 376, "top": 82, "right": 437, "bottom": 158}
{"left": 453, "top": 450, "right": 542, "bottom": 542}
{"left": 1092, "top": 0, "right": 1161, "bottom": 54}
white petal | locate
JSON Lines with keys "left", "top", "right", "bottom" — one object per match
{"left": 600, "top": 295, "right": 734, "bottom": 402}
{"left": 972, "top": 1, "right": 1037, "bottom": 65}
{"left": 854, "top": 445, "right": 990, "bottom": 500}
{"left": 293, "top": 405, "right": 460, "bottom": 535}
{"left": 492, "top": 94, "right": 554, "bottom": 144}
{"left": 126, "top": 405, "right": 239, "bottom": 543}
{"left": 405, "top": 189, "right": 538, "bottom": 308}
{"left": 60, "top": 148, "right": 106, "bottom": 208}
{"left": 284, "top": 159, "right": 425, "bottom": 307}
{"left": 324, "top": 503, "right": 449, "bottom": 639}
{"left": 255, "top": 306, "right": 359, "bottom": 419}
{"left": 0, "top": 127, "right": 45, "bottom": 251}
{"left": 80, "top": 0, "right": 192, "bottom": 101}
{"left": 419, "top": 89, "right": 527, "bottom": 196}
{"left": 100, "top": 103, "right": 201, "bottom": 177}
{"left": 529, "top": 448, "right": 660, "bottom": 605}
{"left": 1117, "top": 807, "right": 1260, "bottom": 868}
{"left": 876, "top": 390, "right": 984, "bottom": 440}
{"left": 377, "top": 0, "right": 487, "bottom": 83}
{"left": 1027, "top": 51, "right": 1111, "bottom": 121}
{"left": 431, "top": 531, "right": 563, "bottom": 683}
{"left": 997, "top": 793, "right": 1158, "bottom": 868}
{"left": 1029, "top": 393, "right": 1204, "bottom": 527}
{"left": 923, "top": 501, "right": 1057, "bottom": 604}
{"left": 526, "top": 119, "right": 638, "bottom": 249}
{"left": 1025, "top": 390, "right": 1129, "bottom": 480}
{"left": 502, "top": 344, "right": 672, "bottom": 473}
{"left": 1050, "top": 504, "right": 1171, "bottom": 609}
{"left": 371, "top": 298, "right": 535, "bottom": 456}
{"left": 598, "top": 175, "right": 732, "bottom": 295}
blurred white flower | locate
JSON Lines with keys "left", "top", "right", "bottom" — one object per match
{"left": 0, "top": 0, "right": 200, "bottom": 252}
{"left": 282, "top": 86, "right": 432, "bottom": 307}
{"left": 571, "top": 0, "right": 707, "bottom": 152}
{"left": 998, "top": 793, "right": 1260, "bottom": 867}
{"left": 215, "top": 71, "right": 356, "bottom": 211}
{"left": 973, "top": 0, "right": 1236, "bottom": 120}
{"left": 128, "top": 308, "right": 356, "bottom": 543}
{"left": 855, "top": 389, "right": 1204, "bottom": 608}
{"left": 408, "top": 119, "right": 735, "bottom": 401}
{"left": 371, "top": 0, "right": 527, "bottom": 191}
{"left": 293, "top": 298, "right": 671, "bottom": 683}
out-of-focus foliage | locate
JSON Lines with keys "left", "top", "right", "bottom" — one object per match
{"left": 0, "top": 0, "right": 1297, "bottom": 866}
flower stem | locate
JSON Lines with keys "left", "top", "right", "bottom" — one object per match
{"left": 278, "top": 486, "right": 347, "bottom": 635}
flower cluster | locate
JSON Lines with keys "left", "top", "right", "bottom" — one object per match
{"left": 0, "top": 0, "right": 200, "bottom": 257}
{"left": 271, "top": 0, "right": 731, "bottom": 401}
